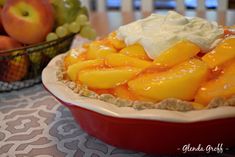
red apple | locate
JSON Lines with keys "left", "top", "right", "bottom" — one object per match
{"left": 1, "top": 0, "right": 54, "bottom": 44}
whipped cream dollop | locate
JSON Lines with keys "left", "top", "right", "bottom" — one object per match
{"left": 117, "top": 11, "right": 224, "bottom": 60}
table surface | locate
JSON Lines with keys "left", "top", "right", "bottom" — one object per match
{"left": 1, "top": 10, "right": 235, "bottom": 157}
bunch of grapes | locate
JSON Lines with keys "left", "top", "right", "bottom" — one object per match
{"left": 46, "top": 14, "right": 97, "bottom": 42}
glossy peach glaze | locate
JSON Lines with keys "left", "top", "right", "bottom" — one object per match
{"left": 64, "top": 31, "right": 235, "bottom": 106}
{"left": 202, "top": 38, "right": 235, "bottom": 68}
{"left": 195, "top": 60, "right": 235, "bottom": 105}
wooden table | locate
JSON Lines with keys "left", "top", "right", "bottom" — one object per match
{"left": 89, "top": 10, "right": 235, "bottom": 37}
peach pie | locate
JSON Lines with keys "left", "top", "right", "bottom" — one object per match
{"left": 58, "top": 11, "right": 235, "bottom": 111}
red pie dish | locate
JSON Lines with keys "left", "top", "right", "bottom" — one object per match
{"left": 42, "top": 54, "right": 235, "bottom": 155}
{"left": 43, "top": 11, "right": 235, "bottom": 155}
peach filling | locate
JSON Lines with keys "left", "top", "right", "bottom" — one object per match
{"left": 63, "top": 32, "right": 235, "bottom": 107}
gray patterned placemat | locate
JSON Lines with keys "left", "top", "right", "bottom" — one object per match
{"left": 0, "top": 84, "right": 234, "bottom": 157}
{"left": 0, "top": 84, "right": 147, "bottom": 157}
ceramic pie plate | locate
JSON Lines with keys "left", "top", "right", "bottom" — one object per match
{"left": 42, "top": 54, "right": 235, "bottom": 155}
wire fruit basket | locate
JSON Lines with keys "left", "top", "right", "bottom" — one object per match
{"left": 0, "top": 34, "right": 75, "bottom": 92}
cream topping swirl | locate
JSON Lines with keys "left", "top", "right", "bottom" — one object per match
{"left": 117, "top": 11, "right": 224, "bottom": 60}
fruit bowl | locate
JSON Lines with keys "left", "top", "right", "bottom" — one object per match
{"left": 42, "top": 54, "right": 235, "bottom": 155}
{"left": 0, "top": 33, "right": 75, "bottom": 92}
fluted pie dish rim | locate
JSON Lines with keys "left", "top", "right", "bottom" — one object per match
{"left": 42, "top": 54, "right": 235, "bottom": 123}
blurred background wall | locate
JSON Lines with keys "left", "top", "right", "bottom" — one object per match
{"left": 88, "top": 0, "right": 235, "bottom": 11}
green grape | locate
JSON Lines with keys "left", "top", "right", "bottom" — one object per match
{"left": 80, "top": 26, "right": 97, "bottom": 40}
{"left": 63, "top": 23, "right": 69, "bottom": 29}
{"left": 29, "top": 52, "right": 42, "bottom": 64}
{"left": 83, "top": 21, "right": 92, "bottom": 27}
{"left": 29, "top": 52, "right": 42, "bottom": 76}
{"left": 51, "top": 0, "right": 81, "bottom": 26}
{"left": 46, "top": 32, "right": 58, "bottom": 41}
{"left": 77, "top": 6, "right": 89, "bottom": 17}
{"left": 11, "top": 52, "right": 24, "bottom": 63}
{"left": 80, "top": 26, "right": 91, "bottom": 38}
{"left": 56, "top": 26, "right": 69, "bottom": 38}
{"left": 68, "top": 21, "right": 81, "bottom": 33}
{"left": 88, "top": 29, "right": 97, "bottom": 40}
{"left": 43, "top": 47, "right": 57, "bottom": 58}
{"left": 76, "top": 14, "right": 88, "bottom": 26}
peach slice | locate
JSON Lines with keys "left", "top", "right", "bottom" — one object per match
{"left": 64, "top": 50, "right": 87, "bottom": 69}
{"left": 195, "top": 61, "right": 235, "bottom": 105}
{"left": 119, "top": 44, "right": 151, "bottom": 60}
{"left": 202, "top": 38, "right": 235, "bottom": 68}
{"left": 78, "top": 67, "right": 141, "bottom": 89}
{"left": 105, "top": 53, "right": 151, "bottom": 69}
{"left": 67, "top": 59, "right": 104, "bottom": 81}
{"left": 87, "top": 41, "right": 117, "bottom": 59}
{"left": 128, "top": 59, "right": 209, "bottom": 101}
{"left": 107, "top": 32, "right": 126, "bottom": 50}
{"left": 153, "top": 40, "right": 200, "bottom": 68}
{"left": 113, "top": 85, "right": 138, "bottom": 100}
{"left": 113, "top": 85, "right": 154, "bottom": 101}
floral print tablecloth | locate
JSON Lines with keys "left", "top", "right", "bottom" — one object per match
{"left": 0, "top": 84, "right": 235, "bottom": 157}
